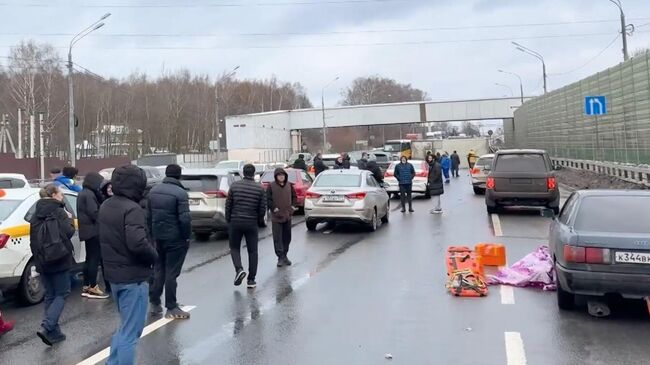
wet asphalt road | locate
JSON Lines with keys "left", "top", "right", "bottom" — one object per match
{"left": 2, "top": 173, "right": 650, "bottom": 365}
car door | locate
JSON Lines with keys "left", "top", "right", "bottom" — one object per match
{"left": 549, "top": 192, "right": 578, "bottom": 260}
{"left": 365, "top": 173, "right": 385, "bottom": 215}
{"left": 62, "top": 193, "right": 85, "bottom": 263}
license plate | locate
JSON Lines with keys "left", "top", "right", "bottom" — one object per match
{"left": 510, "top": 178, "right": 532, "bottom": 184}
{"left": 615, "top": 251, "right": 650, "bottom": 264}
{"left": 189, "top": 199, "right": 201, "bottom": 206}
{"left": 323, "top": 195, "right": 344, "bottom": 202}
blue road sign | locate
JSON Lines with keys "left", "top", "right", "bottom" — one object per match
{"left": 584, "top": 96, "right": 606, "bottom": 116}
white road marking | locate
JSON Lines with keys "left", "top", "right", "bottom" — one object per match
{"left": 75, "top": 305, "right": 196, "bottom": 365}
{"left": 500, "top": 285, "right": 515, "bottom": 305}
{"left": 491, "top": 213, "right": 503, "bottom": 236}
{"left": 504, "top": 332, "right": 527, "bottom": 365}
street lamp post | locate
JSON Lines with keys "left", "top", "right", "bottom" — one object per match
{"left": 609, "top": 0, "right": 631, "bottom": 61}
{"left": 498, "top": 69, "right": 525, "bottom": 104}
{"left": 321, "top": 76, "right": 339, "bottom": 153}
{"left": 215, "top": 66, "right": 239, "bottom": 162}
{"left": 68, "top": 13, "right": 110, "bottom": 166}
{"left": 494, "top": 83, "right": 513, "bottom": 97}
{"left": 511, "top": 41, "right": 547, "bottom": 94}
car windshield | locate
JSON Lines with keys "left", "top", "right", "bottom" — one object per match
{"left": 574, "top": 196, "right": 650, "bottom": 233}
{"left": 143, "top": 168, "right": 162, "bottom": 179}
{"left": 216, "top": 161, "right": 241, "bottom": 170}
{"left": 0, "top": 199, "right": 21, "bottom": 222}
{"left": 476, "top": 157, "right": 493, "bottom": 168}
{"left": 261, "top": 171, "right": 297, "bottom": 183}
{"left": 383, "top": 142, "right": 402, "bottom": 152}
{"left": 181, "top": 176, "right": 220, "bottom": 192}
{"left": 494, "top": 154, "right": 546, "bottom": 172}
{"left": 254, "top": 164, "right": 266, "bottom": 172}
{"left": 314, "top": 174, "right": 361, "bottom": 188}
{"left": 374, "top": 154, "right": 390, "bottom": 162}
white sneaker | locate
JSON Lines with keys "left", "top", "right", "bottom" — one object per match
{"left": 434, "top": 210, "right": 443, "bottom": 214}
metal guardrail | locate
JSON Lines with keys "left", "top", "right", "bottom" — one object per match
{"left": 551, "top": 157, "right": 650, "bottom": 187}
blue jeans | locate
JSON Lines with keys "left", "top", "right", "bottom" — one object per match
{"left": 107, "top": 282, "right": 149, "bottom": 365}
{"left": 41, "top": 270, "right": 71, "bottom": 333}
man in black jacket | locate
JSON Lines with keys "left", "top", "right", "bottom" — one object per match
{"left": 267, "top": 168, "right": 297, "bottom": 267}
{"left": 226, "top": 164, "right": 267, "bottom": 289}
{"left": 313, "top": 153, "right": 328, "bottom": 176}
{"left": 99, "top": 165, "right": 158, "bottom": 365}
{"left": 147, "top": 164, "right": 192, "bottom": 319}
{"left": 78, "top": 172, "right": 109, "bottom": 300}
{"left": 293, "top": 154, "right": 307, "bottom": 171}
{"left": 357, "top": 152, "right": 369, "bottom": 170}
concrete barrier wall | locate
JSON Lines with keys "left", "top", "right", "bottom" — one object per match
{"left": 509, "top": 51, "right": 650, "bottom": 164}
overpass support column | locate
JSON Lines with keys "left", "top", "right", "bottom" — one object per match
{"left": 291, "top": 130, "right": 302, "bottom": 154}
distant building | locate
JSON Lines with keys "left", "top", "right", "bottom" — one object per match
{"left": 79, "top": 124, "right": 144, "bottom": 158}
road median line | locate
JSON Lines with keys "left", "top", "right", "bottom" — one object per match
{"left": 491, "top": 213, "right": 503, "bottom": 236}
{"left": 504, "top": 331, "right": 527, "bottom": 365}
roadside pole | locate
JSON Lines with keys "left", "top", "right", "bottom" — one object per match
{"left": 39, "top": 113, "right": 45, "bottom": 181}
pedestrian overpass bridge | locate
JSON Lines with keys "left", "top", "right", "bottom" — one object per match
{"left": 225, "top": 97, "right": 529, "bottom": 161}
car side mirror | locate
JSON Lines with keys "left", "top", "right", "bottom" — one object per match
{"left": 541, "top": 208, "right": 555, "bottom": 218}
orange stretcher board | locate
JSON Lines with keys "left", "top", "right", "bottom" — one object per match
{"left": 445, "top": 246, "right": 488, "bottom": 297}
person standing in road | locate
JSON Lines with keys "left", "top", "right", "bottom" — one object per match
{"left": 49, "top": 167, "right": 62, "bottom": 180}
{"left": 451, "top": 151, "right": 461, "bottom": 178}
{"left": 29, "top": 184, "right": 76, "bottom": 346}
{"left": 313, "top": 153, "right": 328, "bottom": 176}
{"left": 267, "top": 168, "right": 297, "bottom": 268}
{"left": 147, "top": 164, "right": 192, "bottom": 319}
{"left": 426, "top": 154, "right": 444, "bottom": 214}
{"left": 394, "top": 156, "right": 415, "bottom": 213}
{"left": 226, "top": 164, "right": 267, "bottom": 289}
{"left": 467, "top": 149, "right": 478, "bottom": 169}
{"left": 293, "top": 154, "right": 308, "bottom": 171}
{"left": 441, "top": 153, "right": 451, "bottom": 184}
{"left": 53, "top": 166, "right": 81, "bottom": 192}
{"left": 99, "top": 165, "right": 158, "bottom": 365}
{"left": 358, "top": 152, "right": 369, "bottom": 170}
{"left": 78, "top": 172, "right": 110, "bottom": 300}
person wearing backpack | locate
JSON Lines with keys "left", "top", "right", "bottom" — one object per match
{"left": 29, "top": 184, "right": 76, "bottom": 346}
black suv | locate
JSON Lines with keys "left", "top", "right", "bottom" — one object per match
{"left": 485, "top": 149, "right": 560, "bottom": 214}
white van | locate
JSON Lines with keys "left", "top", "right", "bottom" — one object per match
{"left": 0, "top": 188, "right": 85, "bottom": 305}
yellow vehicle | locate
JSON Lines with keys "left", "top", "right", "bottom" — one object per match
{"left": 383, "top": 139, "right": 412, "bottom": 160}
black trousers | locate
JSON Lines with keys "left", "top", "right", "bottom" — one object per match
{"left": 272, "top": 220, "right": 292, "bottom": 258}
{"left": 229, "top": 223, "right": 259, "bottom": 280}
{"left": 399, "top": 184, "right": 413, "bottom": 210}
{"left": 452, "top": 166, "right": 459, "bottom": 177}
{"left": 149, "top": 241, "right": 189, "bottom": 309}
{"left": 83, "top": 236, "right": 108, "bottom": 289}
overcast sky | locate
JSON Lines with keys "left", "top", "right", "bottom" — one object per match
{"left": 0, "top": 0, "right": 649, "bottom": 106}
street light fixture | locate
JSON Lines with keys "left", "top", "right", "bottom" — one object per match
{"left": 494, "top": 83, "right": 514, "bottom": 97}
{"left": 215, "top": 65, "right": 239, "bottom": 161}
{"left": 511, "top": 41, "right": 547, "bottom": 94}
{"left": 67, "top": 13, "right": 111, "bottom": 166}
{"left": 609, "top": 0, "right": 633, "bottom": 61}
{"left": 321, "top": 76, "right": 339, "bottom": 153}
{"left": 498, "top": 69, "right": 525, "bottom": 104}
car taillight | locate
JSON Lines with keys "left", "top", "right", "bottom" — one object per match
{"left": 486, "top": 177, "right": 495, "bottom": 190}
{"left": 470, "top": 168, "right": 480, "bottom": 175}
{"left": 346, "top": 192, "right": 366, "bottom": 200}
{"left": 0, "top": 234, "right": 8, "bottom": 249}
{"left": 563, "top": 245, "right": 611, "bottom": 264}
{"left": 305, "top": 191, "right": 321, "bottom": 200}
{"left": 547, "top": 177, "right": 557, "bottom": 190}
{"left": 205, "top": 190, "right": 227, "bottom": 198}
{"left": 415, "top": 171, "right": 428, "bottom": 178}
{"left": 384, "top": 171, "right": 394, "bottom": 177}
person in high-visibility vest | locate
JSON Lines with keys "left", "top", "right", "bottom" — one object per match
{"left": 467, "top": 149, "right": 478, "bottom": 169}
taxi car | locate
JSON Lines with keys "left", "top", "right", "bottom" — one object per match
{"left": 0, "top": 188, "right": 84, "bottom": 305}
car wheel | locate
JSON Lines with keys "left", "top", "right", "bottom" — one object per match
{"left": 19, "top": 260, "right": 44, "bottom": 306}
{"left": 195, "top": 233, "right": 212, "bottom": 242}
{"left": 486, "top": 204, "right": 499, "bottom": 214}
{"left": 306, "top": 220, "right": 318, "bottom": 231}
{"left": 556, "top": 275, "right": 575, "bottom": 310}
{"left": 473, "top": 186, "right": 484, "bottom": 195}
{"left": 368, "top": 209, "right": 378, "bottom": 232}
{"left": 381, "top": 204, "right": 390, "bottom": 224}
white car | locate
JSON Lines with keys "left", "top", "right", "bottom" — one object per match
{"left": 383, "top": 160, "right": 431, "bottom": 199}
{"left": 0, "top": 173, "right": 30, "bottom": 189}
{"left": 0, "top": 188, "right": 84, "bottom": 305}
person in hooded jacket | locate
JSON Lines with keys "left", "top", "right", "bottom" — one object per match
{"left": 78, "top": 172, "right": 110, "bottom": 300}
{"left": 292, "top": 154, "right": 307, "bottom": 171}
{"left": 426, "top": 154, "right": 444, "bottom": 214}
{"left": 99, "top": 165, "right": 158, "bottom": 365}
{"left": 101, "top": 180, "right": 113, "bottom": 201}
{"left": 53, "top": 166, "right": 81, "bottom": 192}
{"left": 147, "top": 164, "right": 192, "bottom": 319}
{"left": 267, "top": 168, "right": 297, "bottom": 267}
{"left": 30, "top": 184, "right": 76, "bottom": 346}
{"left": 440, "top": 153, "right": 451, "bottom": 184}
{"left": 313, "top": 153, "right": 328, "bottom": 176}
{"left": 366, "top": 160, "right": 384, "bottom": 184}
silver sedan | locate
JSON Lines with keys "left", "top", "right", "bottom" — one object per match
{"left": 304, "top": 169, "right": 390, "bottom": 232}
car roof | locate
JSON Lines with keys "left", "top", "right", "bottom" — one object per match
{"left": 321, "top": 154, "right": 343, "bottom": 159}
{"left": 0, "top": 173, "right": 28, "bottom": 180}
{"left": 0, "top": 187, "right": 43, "bottom": 200}
{"left": 574, "top": 189, "right": 650, "bottom": 197}
{"left": 495, "top": 149, "right": 547, "bottom": 155}
{"left": 182, "top": 168, "right": 236, "bottom": 176}
{"left": 478, "top": 154, "right": 495, "bottom": 158}
{"left": 318, "top": 169, "right": 366, "bottom": 176}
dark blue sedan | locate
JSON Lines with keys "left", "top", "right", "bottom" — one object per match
{"left": 549, "top": 190, "right": 650, "bottom": 310}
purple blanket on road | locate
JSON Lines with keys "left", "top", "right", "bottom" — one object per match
{"left": 487, "top": 245, "right": 556, "bottom": 291}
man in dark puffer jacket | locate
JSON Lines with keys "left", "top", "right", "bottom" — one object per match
{"left": 147, "top": 164, "right": 192, "bottom": 319}
{"left": 226, "top": 164, "right": 267, "bottom": 289}
{"left": 99, "top": 165, "right": 158, "bottom": 365}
